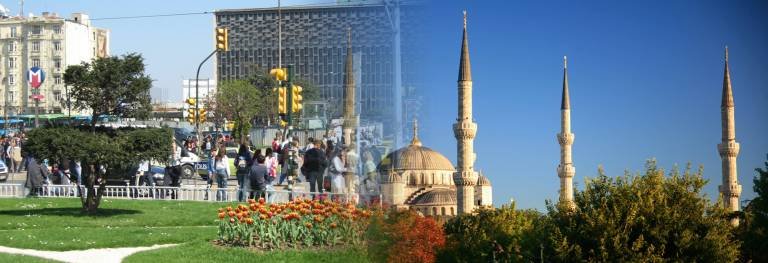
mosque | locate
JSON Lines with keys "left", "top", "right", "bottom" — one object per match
{"left": 375, "top": 12, "right": 492, "bottom": 216}
{"left": 365, "top": 12, "right": 742, "bottom": 221}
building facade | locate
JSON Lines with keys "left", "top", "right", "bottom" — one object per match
{"left": 213, "top": 2, "right": 424, "bottom": 141}
{"left": 0, "top": 12, "right": 109, "bottom": 116}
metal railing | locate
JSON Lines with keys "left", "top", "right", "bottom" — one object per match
{"left": 0, "top": 183, "right": 381, "bottom": 206}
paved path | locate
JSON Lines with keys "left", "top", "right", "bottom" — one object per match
{"left": 0, "top": 244, "right": 177, "bottom": 263}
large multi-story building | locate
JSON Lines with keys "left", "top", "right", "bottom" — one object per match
{"left": 214, "top": 1, "right": 424, "bottom": 143}
{"left": 0, "top": 12, "right": 109, "bottom": 116}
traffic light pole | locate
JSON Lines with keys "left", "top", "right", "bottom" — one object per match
{"left": 195, "top": 49, "right": 218, "bottom": 152}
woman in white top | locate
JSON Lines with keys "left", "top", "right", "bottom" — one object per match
{"left": 329, "top": 149, "right": 346, "bottom": 194}
{"left": 213, "top": 148, "right": 230, "bottom": 201}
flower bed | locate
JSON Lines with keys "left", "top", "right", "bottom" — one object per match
{"left": 216, "top": 197, "right": 372, "bottom": 250}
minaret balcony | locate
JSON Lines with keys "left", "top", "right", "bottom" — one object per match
{"left": 452, "top": 122, "right": 477, "bottom": 139}
{"left": 453, "top": 171, "right": 478, "bottom": 186}
{"left": 557, "top": 164, "right": 575, "bottom": 177}
{"left": 719, "top": 184, "right": 742, "bottom": 196}
{"left": 557, "top": 133, "right": 574, "bottom": 145}
{"left": 717, "top": 142, "right": 740, "bottom": 157}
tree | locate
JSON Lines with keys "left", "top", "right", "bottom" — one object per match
{"left": 24, "top": 127, "right": 172, "bottom": 214}
{"left": 739, "top": 154, "right": 768, "bottom": 262}
{"left": 366, "top": 210, "right": 446, "bottom": 263}
{"left": 438, "top": 204, "right": 546, "bottom": 262}
{"left": 545, "top": 160, "right": 740, "bottom": 262}
{"left": 63, "top": 53, "right": 152, "bottom": 127}
{"left": 215, "top": 80, "right": 263, "bottom": 143}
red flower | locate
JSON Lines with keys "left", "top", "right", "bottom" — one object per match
{"left": 228, "top": 211, "right": 236, "bottom": 217}
{"left": 258, "top": 197, "right": 266, "bottom": 204}
{"left": 217, "top": 212, "right": 225, "bottom": 219}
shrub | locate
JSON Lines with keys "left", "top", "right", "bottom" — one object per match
{"left": 216, "top": 197, "right": 372, "bottom": 250}
{"left": 366, "top": 210, "right": 446, "bottom": 263}
{"left": 438, "top": 204, "right": 545, "bottom": 262}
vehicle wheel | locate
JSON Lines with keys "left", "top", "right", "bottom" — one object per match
{"left": 181, "top": 164, "right": 195, "bottom": 179}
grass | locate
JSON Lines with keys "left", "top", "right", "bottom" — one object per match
{"left": 0, "top": 197, "right": 370, "bottom": 262}
{"left": 0, "top": 253, "right": 59, "bottom": 263}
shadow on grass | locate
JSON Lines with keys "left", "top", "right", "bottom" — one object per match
{"left": 0, "top": 207, "right": 142, "bottom": 217}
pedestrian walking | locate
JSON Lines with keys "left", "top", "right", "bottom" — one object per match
{"left": 249, "top": 154, "right": 268, "bottom": 200}
{"left": 213, "top": 147, "right": 230, "bottom": 201}
{"left": 329, "top": 148, "right": 346, "bottom": 194}
{"left": 24, "top": 157, "right": 47, "bottom": 197}
{"left": 301, "top": 140, "right": 327, "bottom": 198}
{"left": 235, "top": 143, "right": 252, "bottom": 202}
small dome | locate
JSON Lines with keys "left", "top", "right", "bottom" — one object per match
{"left": 477, "top": 174, "right": 491, "bottom": 186}
{"left": 410, "top": 188, "right": 457, "bottom": 206}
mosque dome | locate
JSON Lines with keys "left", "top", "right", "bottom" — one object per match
{"left": 377, "top": 120, "right": 455, "bottom": 174}
{"left": 410, "top": 188, "right": 457, "bottom": 206}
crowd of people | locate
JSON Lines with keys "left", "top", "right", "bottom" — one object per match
{"left": 187, "top": 131, "right": 383, "bottom": 202}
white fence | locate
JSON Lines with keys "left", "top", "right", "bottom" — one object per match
{"left": 0, "top": 183, "right": 382, "bottom": 206}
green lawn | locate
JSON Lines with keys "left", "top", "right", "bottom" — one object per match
{"left": 0, "top": 198, "right": 370, "bottom": 262}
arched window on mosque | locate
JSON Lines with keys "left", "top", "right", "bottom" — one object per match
{"left": 441, "top": 207, "right": 446, "bottom": 216}
{"left": 450, "top": 207, "right": 455, "bottom": 215}
{"left": 432, "top": 207, "right": 437, "bottom": 215}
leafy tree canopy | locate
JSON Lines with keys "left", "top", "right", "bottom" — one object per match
{"left": 63, "top": 53, "right": 153, "bottom": 124}
{"left": 545, "top": 160, "right": 739, "bottom": 262}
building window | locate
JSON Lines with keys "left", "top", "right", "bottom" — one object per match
{"left": 54, "top": 75, "right": 62, "bottom": 85}
{"left": 8, "top": 57, "right": 16, "bottom": 69}
{"left": 53, "top": 25, "right": 62, "bottom": 34}
{"left": 53, "top": 91, "right": 62, "bottom": 101}
{"left": 7, "top": 42, "right": 15, "bottom": 52}
{"left": 31, "top": 25, "right": 42, "bottom": 35}
{"left": 53, "top": 41, "right": 61, "bottom": 51}
{"left": 32, "top": 58, "right": 40, "bottom": 67}
{"left": 8, "top": 74, "right": 14, "bottom": 85}
{"left": 32, "top": 41, "right": 40, "bottom": 52}
{"left": 54, "top": 59, "right": 61, "bottom": 69}
{"left": 10, "top": 27, "right": 16, "bottom": 37}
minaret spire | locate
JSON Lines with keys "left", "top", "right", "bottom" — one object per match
{"left": 453, "top": 10, "right": 480, "bottom": 214}
{"left": 458, "top": 10, "right": 471, "bottom": 82}
{"left": 718, "top": 46, "right": 741, "bottom": 226}
{"left": 557, "top": 56, "right": 575, "bottom": 208}
{"left": 342, "top": 27, "right": 357, "bottom": 147}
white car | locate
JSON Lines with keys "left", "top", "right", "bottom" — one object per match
{"left": 0, "top": 159, "right": 8, "bottom": 182}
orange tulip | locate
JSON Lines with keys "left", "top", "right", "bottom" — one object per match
{"left": 218, "top": 212, "right": 225, "bottom": 219}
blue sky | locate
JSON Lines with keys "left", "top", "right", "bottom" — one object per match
{"left": 8, "top": 0, "right": 767, "bottom": 210}
{"left": 418, "top": 0, "right": 768, "bottom": 210}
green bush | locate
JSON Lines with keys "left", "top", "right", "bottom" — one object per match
{"left": 545, "top": 160, "right": 740, "bottom": 262}
{"left": 438, "top": 204, "right": 545, "bottom": 262}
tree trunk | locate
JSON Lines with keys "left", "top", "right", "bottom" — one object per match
{"left": 81, "top": 163, "right": 106, "bottom": 214}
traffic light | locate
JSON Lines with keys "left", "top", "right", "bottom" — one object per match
{"left": 270, "top": 68, "right": 287, "bottom": 81}
{"left": 279, "top": 120, "right": 287, "bottom": 127}
{"left": 187, "top": 108, "right": 196, "bottom": 123}
{"left": 277, "top": 87, "right": 287, "bottom": 114}
{"left": 215, "top": 27, "right": 228, "bottom": 52}
{"left": 185, "top": 98, "right": 196, "bottom": 107}
{"left": 291, "top": 85, "right": 303, "bottom": 113}
{"left": 198, "top": 109, "right": 207, "bottom": 123}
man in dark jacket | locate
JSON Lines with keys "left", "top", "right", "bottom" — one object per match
{"left": 24, "top": 157, "right": 48, "bottom": 197}
{"left": 301, "top": 140, "right": 327, "bottom": 196}
{"left": 249, "top": 155, "right": 268, "bottom": 199}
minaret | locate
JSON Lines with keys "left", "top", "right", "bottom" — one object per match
{"left": 718, "top": 47, "right": 742, "bottom": 226}
{"left": 557, "top": 56, "right": 576, "bottom": 208}
{"left": 342, "top": 27, "right": 357, "bottom": 146}
{"left": 452, "top": 11, "right": 479, "bottom": 215}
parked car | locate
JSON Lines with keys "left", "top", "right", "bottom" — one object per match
{"left": 0, "top": 159, "right": 8, "bottom": 182}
